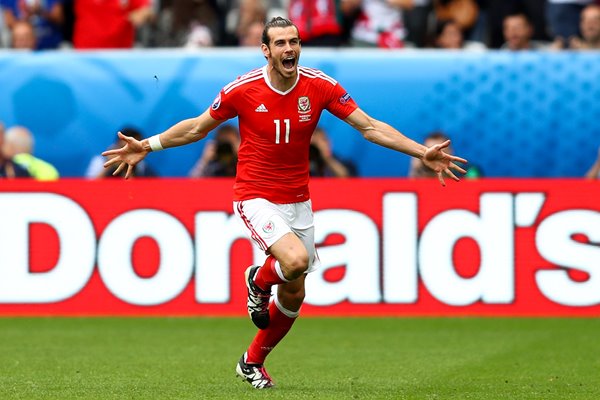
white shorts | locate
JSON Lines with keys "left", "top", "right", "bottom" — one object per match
{"left": 233, "top": 198, "right": 320, "bottom": 273}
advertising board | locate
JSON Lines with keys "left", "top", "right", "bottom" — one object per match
{"left": 0, "top": 179, "right": 598, "bottom": 316}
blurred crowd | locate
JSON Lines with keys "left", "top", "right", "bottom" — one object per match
{"left": 0, "top": 0, "right": 599, "bottom": 51}
{"left": 1, "top": 1, "right": 599, "bottom": 181}
{"left": 0, "top": 122, "right": 59, "bottom": 179}
{"left": 3, "top": 117, "right": 599, "bottom": 180}
{"left": 2, "top": 119, "right": 599, "bottom": 180}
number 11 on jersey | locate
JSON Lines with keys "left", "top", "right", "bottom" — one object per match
{"left": 274, "top": 119, "right": 290, "bottom": 144}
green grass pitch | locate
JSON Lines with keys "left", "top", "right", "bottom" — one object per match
{"left": 0, "top": 317, "right": 598, "bottom": 399}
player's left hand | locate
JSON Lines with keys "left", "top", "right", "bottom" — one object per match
{"left": 422, "top": 140, "right": 468, "bottom": 186}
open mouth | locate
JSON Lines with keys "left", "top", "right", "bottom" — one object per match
{"left": 282, "top": 56, "right": 296, "bottom": 70}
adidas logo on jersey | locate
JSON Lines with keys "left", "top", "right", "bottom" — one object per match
{"left": 255, "top": 104, "right": 268, "bottom": 112}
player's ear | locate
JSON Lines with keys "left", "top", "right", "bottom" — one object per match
{"left": 261, "top": 43, "right": 270, "bottom": 59}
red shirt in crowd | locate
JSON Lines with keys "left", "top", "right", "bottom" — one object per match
{"left": 288, "top": 0, "right": 342, "bottom": 42}
{"left": 73, "top": 0, "right": 150, "bottom": 49}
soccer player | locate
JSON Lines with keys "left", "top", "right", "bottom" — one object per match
{"left": 103, "top": 16, "right": 467, "bottom": 389}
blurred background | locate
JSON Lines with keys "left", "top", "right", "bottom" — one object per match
{"left": 1, "top": 4, "right": 600, "bottom": 397}
{"left": 1, "top": 0, "right": 599, "bottom": 181}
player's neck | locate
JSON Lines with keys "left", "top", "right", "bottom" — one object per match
{"left": 266, "top": 66, "right": 297, "bottom": 92}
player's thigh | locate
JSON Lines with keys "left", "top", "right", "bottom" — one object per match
{"left": 234, "top": 198, "right": 313, "bottom": 270}
{"left": 268, "top": 231, "right": 309, "bottom": 269}
{"left": 233, "top": 199, "right": 293, "bottom": 252}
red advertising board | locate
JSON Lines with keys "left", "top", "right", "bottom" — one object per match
{"left": 0, "top": 178, "right": 598, "bottom": 316}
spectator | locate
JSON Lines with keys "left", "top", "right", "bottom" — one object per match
{"left": 433, "top": 0, "right": 479, "bottom": 33}
{"left": 288, "top": 0, "right": 360, "bottom": 46}
{"left": 0, "top": 0, "right": 65, "bottom": 50}
{"left": 482, "top": 0, "right": 549, "bottom": 49}
{"left": 87, "top": 127, "right": 158, "bottom": 178}
{"left": 585, "top": 145, "right": 600, "bottom": 179}
{"left": 10, "top": 20, "right": 36, "bottom": 49}
{"left": 546, "top": 0, "right": 594, "bottom": 42}
{"left": 403, "top": 0, "right": 433, "bottom": 47}
{"left": 2, "top": 125, "right": 59, "bottom": 180}
{"left": 431, "top": 18, "right": 486, "bottom": 49}
{"left": 434, "top": 19, "right": 463, "bottom": 48}
{"left": 236, "top": 0, "right": 266, "bottom": 45}
{"left": 73, "top": 0, "right": 153, "bottom": 49}
{"left": 309, "top": 126, "right": 357, "bottom": 177}
{"left": 351, "top": 0, "right": 409, "bottom": 48}
{"left": 239, "top": 20, "right": 264, "bottom": 46}
{"left": 220, "top": 0, "right": 273, "bottom": 45}
{"left": 569, "top": 4, "right": 600, "bottom": 49}
{"left": 501, "top": 12, "right": 540, "bottom": 50}
{"left": 409, "top": 131, "right": 480, "bottom": 178}
{"left": 0, "top": 122, "right": 30, "bottom": 178}
{"left": 150, "top": 0, "right": 222, "bottom": 48}
{"left": 184, "top": 22, "right": 214, "bottom": 48}
{"left": 189, "top": 124, "right": 239, "bottom": 177}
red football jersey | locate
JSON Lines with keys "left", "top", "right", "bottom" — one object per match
{"left": 209, "top": 66, "right": 358, "bottom": 203}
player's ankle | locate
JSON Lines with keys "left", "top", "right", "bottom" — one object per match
{"left": 252, "top": 267, "right": 271, "bottom": 292}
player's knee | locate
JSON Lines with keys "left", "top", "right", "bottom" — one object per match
{"left": 283, "top": 252, "right": 309, "bottom": 280}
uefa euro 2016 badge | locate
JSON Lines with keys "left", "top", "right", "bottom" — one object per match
{"left": 211, "top": 93, "right": 221, "bottom": 110}
{"left": 339, "top": 92, "right": 351, "bottom": 105}
{"left": 262, "top": 220, "right": 275, "bottom": 234}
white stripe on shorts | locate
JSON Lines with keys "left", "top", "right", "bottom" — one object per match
{"left": 236, "top": 201, "right": 269, "bottom": 251}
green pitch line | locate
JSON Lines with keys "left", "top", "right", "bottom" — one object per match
{"left": 0, "top": 317, "right": 598, "bottom": 399}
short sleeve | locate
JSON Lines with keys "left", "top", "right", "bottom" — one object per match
{"left": 209, "top": 89, "right": 238, "bottom": 121}
{"left": 325, "top": 82, "right": 358, "bottom": 120}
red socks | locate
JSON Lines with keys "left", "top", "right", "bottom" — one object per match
{"left": 247, "top": 256, "right": 297, "bottom": 364}
{"left": 253, "top": 255, "right": 287, "bottom": 291}
{"left": 246, "top": 301, "right": 297, "bottom": 364}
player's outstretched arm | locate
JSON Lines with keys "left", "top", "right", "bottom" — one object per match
{"left": 102, "top": 109, "right": 223, "bottom": 179}
{"left": 343, "top": 108, "right": 467, "bottom": 186}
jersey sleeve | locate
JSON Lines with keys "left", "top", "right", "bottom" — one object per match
{"left": 324, "top": 81, "right": 358, "bottom": 120}
{"left": 209, "top": 88, "right": 238, "bottom": 121}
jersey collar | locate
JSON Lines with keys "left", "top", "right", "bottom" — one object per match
{"left": 262, "top": 65, "right": 300, "bottom": 95}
